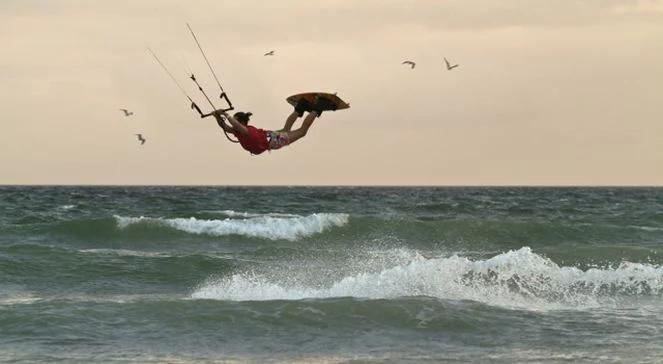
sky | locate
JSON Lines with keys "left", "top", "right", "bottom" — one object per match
{"left": 1, "top": 0, "right": 662, "bottom": 185}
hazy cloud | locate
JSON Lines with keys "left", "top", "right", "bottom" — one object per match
{"left": 1, "top": 0, "right": 662, "bottom": 185}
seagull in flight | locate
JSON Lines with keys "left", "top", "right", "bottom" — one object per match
{"left": 444, "top": 57, "right": 459, "bottom": 70}
{"left": 402, "top": 61, "right": 416, "bottom": 69}
{"left": 119, "top": 108, "right": 134, "bottom": 117}
{"left": 264, "top": 50, "right": 275, "bottom": 56}
{"left": 135, "top": 134, "right": 146, "bottom": 145}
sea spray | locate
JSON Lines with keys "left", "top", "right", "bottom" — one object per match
{"left": 192, "top": 247, "right": 663, "bottom": 310}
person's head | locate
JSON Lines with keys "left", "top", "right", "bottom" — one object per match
{"left": 234, "top": 111, "right": 253, "bottom": 125}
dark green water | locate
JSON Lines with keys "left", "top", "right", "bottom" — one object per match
{"left": 1, "top": 186, "right": 662, "bottom": 362}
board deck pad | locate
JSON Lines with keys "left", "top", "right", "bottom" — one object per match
{"left": 286, "top": 92, "right": 350, "bottom": 112}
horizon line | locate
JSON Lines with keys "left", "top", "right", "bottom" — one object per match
{"left": 1, "top": 184, "right": 663, "bottom": 188}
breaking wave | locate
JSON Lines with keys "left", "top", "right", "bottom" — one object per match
{"left": 192, "top": 247, "right": 663, "bottom": 310}
{"left": 114, "top": 212, "right": 349, "bottom": 240}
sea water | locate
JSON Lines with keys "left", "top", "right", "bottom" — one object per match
{"left": 1, "top": 186, "right": 662, "bottom": 362}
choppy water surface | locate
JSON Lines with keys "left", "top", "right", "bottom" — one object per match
{"left": 1, "top": 186, "right": 662, "bottom": 362}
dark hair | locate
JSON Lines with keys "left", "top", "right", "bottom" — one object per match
{"left": 234, "top": 112, "right": 253, "bottom": 125}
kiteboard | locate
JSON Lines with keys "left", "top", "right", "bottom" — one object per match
{"left": 286, "top": 92, "right": 350, "bottom": 113}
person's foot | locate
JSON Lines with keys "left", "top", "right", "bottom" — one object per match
{"left": 313, "top": 96, "right": 337, "bottom": 116}
{"left": 294, "top": 98, "right": 313, "bottom": 117}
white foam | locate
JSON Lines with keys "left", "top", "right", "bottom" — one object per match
{"left": 0, "top": 290, "right": 42, "bottom": 306}
{"left": 628, "top": 225, "right": 663, "bottom": 232}
{"left": 114, "top": 213, "right": 349, "bottom": 240}
{"left": 0, "top": 296, "right": 42, "bottom": 305}
{"left": 211, "top": 210, "right": 299, "bottom": 219}
{"left": 191, "top": 247, "right": 663, "bottom": 310}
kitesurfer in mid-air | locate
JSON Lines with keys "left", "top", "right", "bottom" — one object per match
{"left": 213, "top": 96, "right": 337, "bottom": 155}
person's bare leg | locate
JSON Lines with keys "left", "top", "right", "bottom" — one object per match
{"left": 286, "top": 111, "right": 319, "bottom": 144}
{"left": 278, "top": 111, "right": 300, "bottom": 132}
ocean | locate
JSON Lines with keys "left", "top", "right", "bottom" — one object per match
{"left": 1, "top": 186, "right": 662, "bottom": 363}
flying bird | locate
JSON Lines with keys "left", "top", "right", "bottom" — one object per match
{"left": 444, "top": 57, "right": 459, "bottom": 70}
{"left": 119, "top": 108, "right": 134, "bottom": 117}
{"left": 264, "top": 50, "right": 275, "bottom": 56}
{"left": 135, "top": 134, "right": 146, "bottom": 145}
{"left": 402, "top": 61, "right": 416, "bottom": 69}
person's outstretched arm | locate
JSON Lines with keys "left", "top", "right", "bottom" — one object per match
{"left": 218, "top": 111, "right": 249, "bottom": 136}
{"left": 213, "top": 112, "right": 235, "bottom": 133}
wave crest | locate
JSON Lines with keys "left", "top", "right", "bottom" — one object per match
{"left": 114, "top": 212, "right": 349, "bottom": 241}
{"left": 192, "top": 247, "right": 663, "bottom": 310}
